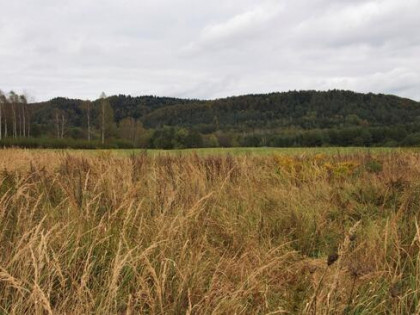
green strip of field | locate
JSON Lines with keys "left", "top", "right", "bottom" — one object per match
{"left": 16, "top": 146, "right": 420, "bottom": 157}
{"left": 68, "top": 146, "right": 419, "bottom": 156}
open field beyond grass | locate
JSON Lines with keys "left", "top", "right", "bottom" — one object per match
{"left": 16, "top": 146, "right": 420, "bottom": 158}
{"left": 1, "top": 148, "right": 420, "bottom": 313}
{"left": 113, "top": 147, "right": 415, "bottom": 156}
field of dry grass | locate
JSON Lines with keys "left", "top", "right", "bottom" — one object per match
{"left": 1, "top": 148, "right": 420, "bottom": 314}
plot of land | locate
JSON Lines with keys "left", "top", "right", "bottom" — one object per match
{"left": 0, "top": 148, "right": 419, "bottom": 313}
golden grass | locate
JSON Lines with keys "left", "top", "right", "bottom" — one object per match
{"left": 1, "top": 149, "right": 420, "bottom": 314}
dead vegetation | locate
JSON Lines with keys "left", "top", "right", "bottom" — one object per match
{"left": 1, "top": 149, "right": 420, "bottom": 314}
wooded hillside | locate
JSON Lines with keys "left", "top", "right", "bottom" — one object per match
{"left": 1, "top": 90, "right": 420, "bottom": 148}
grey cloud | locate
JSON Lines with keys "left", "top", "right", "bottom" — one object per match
{"left": 291, "top": 0, "right": 420, "bottom": 48}
{"left": 0, "top": 0, "right": 419, "bottom": 101}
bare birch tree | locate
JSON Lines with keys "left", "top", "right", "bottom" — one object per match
{"left": 19, "top": 95, "right": 27, "bottom": 137}
{"left": 0, "top": 90, "right": 4, "bottom": 140}
{"left": 61, "top": 113, "right": 65, "bottom": 139}
{"left": 55, "top": 110, "right": 60, "bottom": 139}
{"left": 82, "top": 101, "right": 92, "bottom": 141}
{"left": 100, "top": 92, "right": 106, "bottom": 145}
{"left": 4, "top": 102, "right": 7, "bottom": 138}
{"left": 9, "top": 92, "right": 18, "bottom": 138}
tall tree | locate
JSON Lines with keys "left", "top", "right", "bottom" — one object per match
{"left": 8, "top": 91, "right": 18, "bottom": 138}
{"left": 118, "top": 117, "right": 145, "bottom": 146}
{"left": 82, "top": 101, "right": 92, "bottom": 141}
{"left": 19, "top": 95, "right": 27, "bottom": 137}
{"left": 26, "top": 99, "right": 31, "bottom": 137}
{"left": 55, "top": 110, "right": 60, "bottom": 139}
{"left": 100, "top": 92, "right": 106, "bottom": 144}
{"left": 61, "top": 113, "right": 65, "bottom": 139}
{"left": 3, "top": 97, "right": 7, "bottom": 138}
{"left": 99, "top": 92, "right": 115, "bottom": 144}
{"left": 0, "top": 90, "right": 4, "bottom": 140}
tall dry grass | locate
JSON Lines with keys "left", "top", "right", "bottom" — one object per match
{"left": 1, "top": 149, "right": 420, "bottom": 314}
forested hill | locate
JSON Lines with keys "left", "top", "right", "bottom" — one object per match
{"left": 2, "top": 90, "right": 420, "bottom": 148}
{"left": 140, "top": 90, "right": 419, "bottom": 130}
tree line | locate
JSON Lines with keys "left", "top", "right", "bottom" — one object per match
{"left": 0, "top": 90, "right": 31, "bottom": 140}
{"left": 1, "top": 89, "right": 420, "bottom": 149}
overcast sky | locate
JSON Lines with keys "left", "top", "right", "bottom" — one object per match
{"left": 1, "top": 0, "right": 419, "bottom": 102}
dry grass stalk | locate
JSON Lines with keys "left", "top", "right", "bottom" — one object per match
{"left": 0, "top": 149, "right": 419, "bottom": 313}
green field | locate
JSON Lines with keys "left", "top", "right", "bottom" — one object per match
{"left": 129, "top": 146, "right": 418, "bottom": 155}
{"left": 34, "top": 146, "right": 419, "bottom": 157}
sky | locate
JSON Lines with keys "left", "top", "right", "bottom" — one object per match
{"left": 0, "top": 0, "right": 419, "bottom": 102}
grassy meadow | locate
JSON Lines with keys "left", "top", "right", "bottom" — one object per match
{"left": 1, "top": 148, "right": 420, "bottom": 314}
{"left": 77, "top": 146, "right": 417, "bottom": 156}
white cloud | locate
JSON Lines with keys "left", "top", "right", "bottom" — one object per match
{"left": 180, "top": 2, "right": 283, "bottom": 55}
{"left": 202, "top": 3, "right": 282, "bottom": 42}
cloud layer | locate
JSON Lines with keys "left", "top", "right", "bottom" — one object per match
{"left": 0, "top": 0, "right": 419, "bottom": 101}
